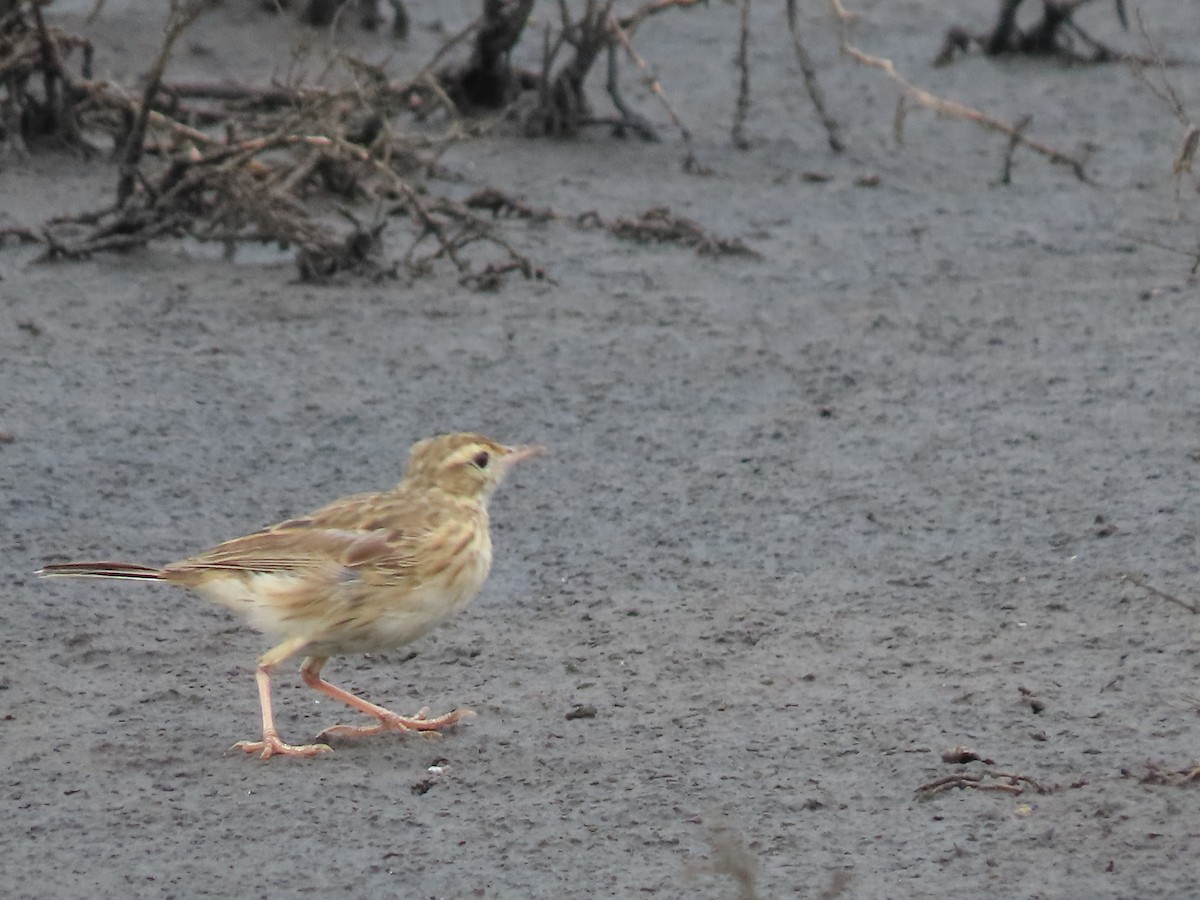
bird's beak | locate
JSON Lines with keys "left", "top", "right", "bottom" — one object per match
{"left": 504, "top": 444, "right": 546, "bottom": 466}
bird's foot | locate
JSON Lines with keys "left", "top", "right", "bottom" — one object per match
{"left": 316, "top": 707, "right": 475, "bottom": 743}
{"left": 231, "top": 732, "right": 333, "bottom": 760}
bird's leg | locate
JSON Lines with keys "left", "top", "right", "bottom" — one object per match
{"left": 300, "top": 656, "right": 473, "bottom": 742}
{"left": 231, "top": 638, "right": 333, "bottom": 759}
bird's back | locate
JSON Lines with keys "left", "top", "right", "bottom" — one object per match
{"left": 165, "top": 485, "right": 494, "bottom": 654}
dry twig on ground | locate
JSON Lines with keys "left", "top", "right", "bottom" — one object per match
{"left": 1131, "top": 761, "right": 1200, "bottom": 787}
{"left": 605, "top": 205, "right": 761, "bottom": 257}
{"left": 1120, "top": 572, "right": 1200, "bottom": 615}
{"left": 839, "top": 36, "right": 1088, "bottom": 181}
{"left": 916, "top": 769, "right": 1058, "bottom": 799}
{"left": 785, "top": 0, "right": 843, "bottom": 153}
{"left": 466, "top": 188, "right": 760, "bottom": 258}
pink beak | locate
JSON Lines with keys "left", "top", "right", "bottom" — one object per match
{"left": 504, "top": 444, "right": 546, "bottom": 465}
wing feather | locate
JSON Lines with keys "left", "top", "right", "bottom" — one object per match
{"left": 163, "top": 490, "right": 448, "bottom": 582}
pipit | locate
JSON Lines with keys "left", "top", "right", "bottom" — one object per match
{"left": 40, "top": 432, "right": 543, "bottom": 759}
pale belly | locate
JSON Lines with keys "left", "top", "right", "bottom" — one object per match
{"left": 194, "top": 552, "right": 492, "bottom": 657}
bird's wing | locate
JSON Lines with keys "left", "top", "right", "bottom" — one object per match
{"left": 164, "top": 491, "right": 443, "bottom": 581}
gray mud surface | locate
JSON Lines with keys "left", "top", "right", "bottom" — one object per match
{"left": 4, "top": 2, "right": 1200, "bottom": 897}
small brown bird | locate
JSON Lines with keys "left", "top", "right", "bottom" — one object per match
{"left": 40, "top": 433, "right": 543, "bottom": 759}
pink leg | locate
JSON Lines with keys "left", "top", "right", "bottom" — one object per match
{"left": 231, "top": 638, "right": 333, "bottom": 759}
{"left": 300, "top": 656, "right": 473, "bottom": 743}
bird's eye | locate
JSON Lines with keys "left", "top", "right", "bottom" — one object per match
{"left": 472, "top": 451, "right": 491, "bottom": 469}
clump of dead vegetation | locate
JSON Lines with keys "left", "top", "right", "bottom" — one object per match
{"left": 0, "top": 0, "right": 771, "bottom": 282}
{"left": 5, "top": 0, "right": 1191, "bottom": 282}
{"left": 0, "top": 0, "right": 556, "bottom": 282}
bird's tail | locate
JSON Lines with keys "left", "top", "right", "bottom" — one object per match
{"left": 38, "top": 561, "right": 164, "bottom": 580}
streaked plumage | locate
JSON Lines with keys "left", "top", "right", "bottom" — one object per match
{"left": 40, "top": 432, "right": 543, "bottom": 759}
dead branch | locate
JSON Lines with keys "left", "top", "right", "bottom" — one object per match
{"left": 1120, "top": 572, "right": 1200, "bottom": 614}
{"left": 916, "top": 769, "right": 1058, "bottom": 799}
{"left": 388, "top": 188, "right": 548, "bottom": 284}
{"left": 608, "top": 18, "right": 692, "bottom": 148}
{"left": 999, "top": 114, "right": 1032, "bottom": 184}
{"left": 840, "top": 39, "right": 1088, "bottom": 180}
{"left": 523, "top": 0, "right": 614, "bottom": 137}
{"left": 158, "top": 81, "right": 302, "bottom": 109}
{"left": 826, "top": 0, "right": 858, "bottom": 24}
{"left": 439, "top": 0, "right": 535, "bottom": 111}
{"left": 1131, "top": 761, "right": 1200, "bottom": 786}
{"left": 617, "top": 0, "right": 706, "bottom": 34}
{"left": 1120, "top": 232, "right": 1200, "bottom": 274}
{"left": 731, "top": 0, "right": 751, "bottom": 149}
{"left": 785, "top": 0, "right": 844, "bottom": 153}
{"left": 600, "top": 32, "right": 656, "bottom": 140}
{"left": 522, "top": 0, "right": 704, "bottom": 141}
{"left": 608, "top": 206, "right": 760, "bottom": 258}
{"left": 465, "top": 187, "right": 556, "bottom": 221}
{"left": 116, "top": 0, "right": 208, "bottom": 207}
{"left": 419, "top": 0, "right": 703, "bottom": 146}
{"left": 466, "top": 189, "right": 758, "bottom": 258}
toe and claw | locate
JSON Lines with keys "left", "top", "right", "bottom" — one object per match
{"left": 232, "top": 708, "right": 474, "bottom": 759}
{"left": 317, "top": 706, "right": 475, "bottom": 743}
{"left": 231, "top": 732, "right": 333, "bottom": 760}
{"left": 237, "top": 651, "right": 472, "bottom": 759}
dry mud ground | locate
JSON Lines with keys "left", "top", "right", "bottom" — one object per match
{"left": 4, "top": 1, "right": 1200, "bottom": 898}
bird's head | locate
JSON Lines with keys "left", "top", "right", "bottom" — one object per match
{"left": 403, "top": 433, "right": 544, "bottom": 500}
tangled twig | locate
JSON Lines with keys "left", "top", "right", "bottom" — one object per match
{"left": 916, "top": 770, "right": 1058, "bottom": 799}
{"left": 785, "top": 0, "right": 844, "bottom": 153}
{"left": 466, "top": 189, "right": 759, "bottom": 258}
{"left": 607, "top": 206, "right": 760, "bottom": 257}
{"left": 839, "top": 38, "right": 1088, "bottom": 181}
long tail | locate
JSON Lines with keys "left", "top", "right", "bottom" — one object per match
{"left": 38, "top": 561, "right": 164, "bottom": 580}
